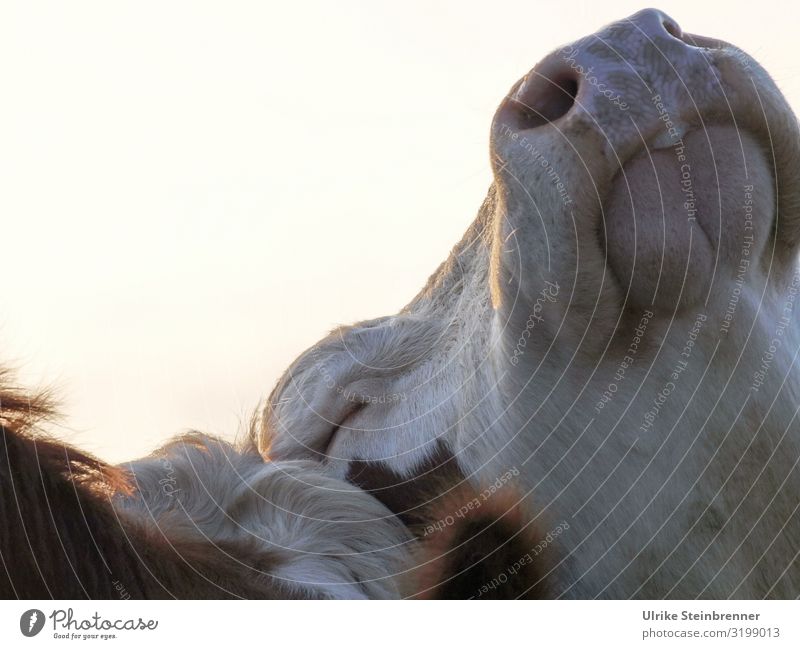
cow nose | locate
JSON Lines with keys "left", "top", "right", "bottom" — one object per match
{"left": 507, "top": 8, "right": 705, "bottom": 131}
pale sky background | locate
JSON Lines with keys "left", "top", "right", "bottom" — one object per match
{"left": 2, "top": 0, "right": 798, "bottom": 462}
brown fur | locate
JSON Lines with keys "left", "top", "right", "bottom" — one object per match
{"left": 410, "top": 487, "right": 554, "bottom": 599}
{"left": 0, "top": 369, "right": 298, "bottom": 599}
{"left": 2, "top": 368, "right": 553, "bottom": 599}
{"left": 347, "top": 445, "right": 556, "bottom": 599}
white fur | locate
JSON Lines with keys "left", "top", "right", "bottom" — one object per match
{"left": 117, "top": 434, "right": 412, "bottom": 599}
{"left": 261, "top": 9, "right": 800, "bottom": 598}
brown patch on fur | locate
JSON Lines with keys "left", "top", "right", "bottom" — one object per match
{"left": 346, "top": 442, "right": 463, "bottom": 527}
{"left": 410, "top": 485, "right": 553, "bottom": 599}
{"left": 346, "top": 445, "right": 556, "bottom": 599}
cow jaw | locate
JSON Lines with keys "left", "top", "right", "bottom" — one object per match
{"left": 603, "top": 125, "right": 775, "bottom": 309}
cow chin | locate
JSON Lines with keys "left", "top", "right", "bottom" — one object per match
{"left": 603, "top": 124, "right": 775, "bottom": 310}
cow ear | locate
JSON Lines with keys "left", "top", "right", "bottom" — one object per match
{"left": 257, "top": 315, "right": 443, "bottom": 461}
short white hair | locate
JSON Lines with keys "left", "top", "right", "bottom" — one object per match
{"left": 117, "top": 433, "right": 413, "bottom": 599}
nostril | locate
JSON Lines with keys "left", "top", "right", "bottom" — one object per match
{"left": 660, "top": 15, "right": 721, "bottom": 49}
{"left": 663, "top": 18, "right": 682, "bottom": 40}
{"left": 512, "top": 75, "right": 578, "bottom": 130}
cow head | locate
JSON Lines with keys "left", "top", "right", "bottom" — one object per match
{"left": 257, "top": 9, "right": 800, "bottom": 597}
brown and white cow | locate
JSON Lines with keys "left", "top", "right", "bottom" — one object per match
{"left": 3, "top": 8, "right": 800, "bottom": 600}
{"left": 1, "top": 367, "right": 536, "bottom": 598}
{"left": 258, "top": 8, "right": 800, "bottom": 598}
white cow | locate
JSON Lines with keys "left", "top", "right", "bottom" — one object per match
{"left": 258, "top": 8, "right": 800, "bottom": 598}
